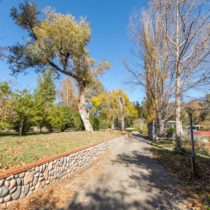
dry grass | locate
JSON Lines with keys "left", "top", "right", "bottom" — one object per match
{"left": 0, "top": 131, "right": 121, "bottom": 172}
{"left": 149, "top": 139, "right": 210, "bottom": 209}
{"left": 185, "top": 140, "right": 210, "bottom": 156}
{"left": 4, "top": 150, "right": 111, "bottom": 210}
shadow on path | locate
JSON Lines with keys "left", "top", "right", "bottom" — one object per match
{"left": 66, "top": 138, "right": 187, "bottom": 210}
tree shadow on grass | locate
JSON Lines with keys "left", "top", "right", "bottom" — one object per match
{"left": 0, "top": 131, "right": 50, "bottom": 137}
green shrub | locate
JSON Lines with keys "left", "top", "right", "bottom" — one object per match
{"left": 72, "top": 112, "right": 84, "bottom": 131}
{"left": 125, "top": 117, "right": 134, "bottom": 128}
{"left": 139, "top": 127, "right": 148, "bottom": 135}
{"left": 48, "top": 104, "right": 74, "bottom": 131}
{"left": 90, "top": 115, "right": 100, "bottom": 131}
{"left": 133, "top": 124, "right": 148, "bottom": 135}
{"left": 166, "top": 127, "right": 175, "bottom": 138}
{"left": 99, "top": 120, "right": 111, "bottom": 130}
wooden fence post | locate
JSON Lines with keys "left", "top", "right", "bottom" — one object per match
{"left": 189, "top": 112, "right": 196, "bottom": 176}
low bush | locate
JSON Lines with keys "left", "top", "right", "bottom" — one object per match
{"left": 166, "top": 127, "right": 175, "bottom": 138}
{"left": 48, "top": 104, "right": 74, "bottom": 132}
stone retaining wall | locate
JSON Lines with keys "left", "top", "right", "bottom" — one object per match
{"left": 0, "top": 137, "right": 122, "bottom": 207}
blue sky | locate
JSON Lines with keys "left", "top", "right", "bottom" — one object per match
{"left": 0, "top": 0, "right": 148, "bottom": 102}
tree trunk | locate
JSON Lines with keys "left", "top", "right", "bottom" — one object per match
{"left": 175, "top": 71, "right": 182, "bottom": 149}
{"left": 121, "top": 115, "right": 125, "bottom": 131}
{"left": 78, "top": 89, "right": 93, "bottom": 131}
{"left": 157, "top": 113, "right": 164, "bottom": 137}
{"left": 189, "top": 112, "right": 196, "bottom": 176}
{"left": 118, "top": 94, "right": 125, "bottom": 131}
{"left": 19, "top": 117, "right": 24, "bottom": 136}
{"left": 148, "top": 121, "right": 155, "bottom": 140}
{"left": 111, "top": 118, "right": 115, "bottom": 130}
{"left": 175, "top": 0, "right": 182, "bottom": 150}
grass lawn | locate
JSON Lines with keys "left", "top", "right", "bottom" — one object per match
{"left": 148, "top": 139, "right": 210, "bottom": 209}
{"left": 0, "top": 131, "right": 121, "bottom": 172}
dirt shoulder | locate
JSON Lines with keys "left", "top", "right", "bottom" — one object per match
{"left": 147, "top": 139, "right": 210, "bottom": 209}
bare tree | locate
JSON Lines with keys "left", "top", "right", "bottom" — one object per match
{"left": 0, "top": 45, "right": 6, "bottom": 60}
{"left": 127, "top": 6, "right": 175, "bottom": 137}
{"left": 59, "top": 77, "right": 78, "bottom": 111}
{"left": 155, "top": 0, "right": 210, "bottom": 149}
{"left": 0, "top": 0, "right": 5, "bottom": 60}
{"left": 0, "top": 48, "right": 3, "bottom": 59}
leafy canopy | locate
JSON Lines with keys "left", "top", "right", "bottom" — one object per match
{"left": 0, "top": 82, "right": 13, "bottom": 130}
{"left": 9, "top": 2, "right": 110, "bottom": 88}
{"left": 48, "top": 104, "right": 74, "bottom": 132}
{"left": 92, "top": 89, "right": 138, "bottom": 124}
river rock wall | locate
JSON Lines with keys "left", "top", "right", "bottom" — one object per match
{"left": 0, "top": 137, "right": 122, "bottom": 207}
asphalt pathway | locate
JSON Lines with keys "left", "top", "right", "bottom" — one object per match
{"left": 65, "top": 136, "right": 188, "bottom": 210}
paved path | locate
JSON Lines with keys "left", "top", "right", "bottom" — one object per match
{"left": 65, "top": 136, "right": 188, "bottom": 210}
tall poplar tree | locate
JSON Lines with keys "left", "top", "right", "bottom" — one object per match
{"left": 154, "top": 0, "right": 210, "bottom": 149}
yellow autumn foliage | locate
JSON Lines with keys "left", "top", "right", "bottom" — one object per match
{"left": 92, "top": 89, "right": 138, "bottom": 122}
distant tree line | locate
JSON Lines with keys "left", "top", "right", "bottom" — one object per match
{"left": 0, "top": 70, "right": 139, "bottom": 135}
{"left": 0, "top": 70, "right": 81, "bottom": 135}
{"left": 0, "top": 1, "right": 141, "bottom": 136}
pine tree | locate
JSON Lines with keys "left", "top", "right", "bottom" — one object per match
{"left": 34, "top": 69, "right": 56, "bottom": 131}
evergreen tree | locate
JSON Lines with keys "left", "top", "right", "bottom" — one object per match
{"left": 48, "top": 104, "right": 74, "bottom": 132}
{"left": 34, "top": 69, "right": 56, "bottom": 131}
